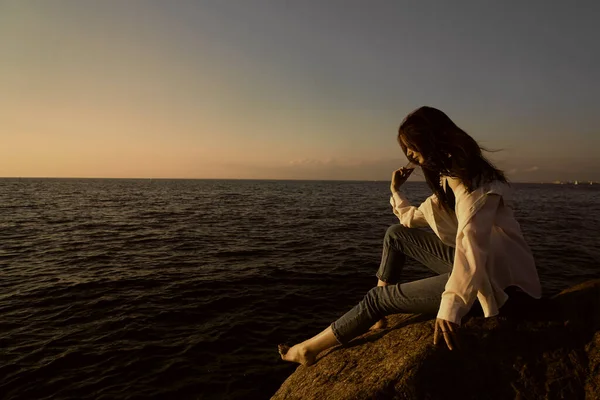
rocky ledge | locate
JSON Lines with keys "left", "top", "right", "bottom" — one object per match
{"left": 272, "top": 280, "right": 600, "bottom": 399}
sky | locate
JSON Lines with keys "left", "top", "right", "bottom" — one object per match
{"left": 1, "top": 1, "right": 599, "bottom": 182}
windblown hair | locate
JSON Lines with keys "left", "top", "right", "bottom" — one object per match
{"left": 398, "top": 106, "right": 507, "bottom": 211}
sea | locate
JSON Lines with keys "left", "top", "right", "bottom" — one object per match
{"left": 1, "top": 178, "right": 599, "bottom": 400}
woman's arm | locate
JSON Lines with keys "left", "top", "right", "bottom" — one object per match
{"left": 436, "top": 193, "right": 501, "bottom": 325}
{"left": 390, "top": 191, "right": 432, "bottom": 228}
{"left": 388, "top": 167, "right": 430, "bottom": 227}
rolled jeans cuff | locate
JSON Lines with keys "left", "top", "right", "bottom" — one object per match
{"left": 330, "top": 323, "right": 345, "bottom": 345}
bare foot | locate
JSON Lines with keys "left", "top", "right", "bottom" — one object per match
{"left": 278, "top": 343, "right": 316, "bottom": 366}
{"left": 370, "top": 317, "right": 388, "bottom": 330}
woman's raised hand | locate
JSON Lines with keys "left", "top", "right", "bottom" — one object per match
{"left": 390, "top": 167, "right": 414, "bottom": 193}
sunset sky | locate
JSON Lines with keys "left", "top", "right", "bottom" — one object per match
{"left": 1, "top": 1, "right": 599, "bottom": 182}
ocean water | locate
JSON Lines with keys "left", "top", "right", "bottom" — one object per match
{"left": 1, "top": 178, "right": 599, "bottom": 400}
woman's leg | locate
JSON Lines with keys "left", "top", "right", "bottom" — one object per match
{"left": 279, "top": 225, "right": 455, "bottom": 365}
{"left": 332, "top": 273, "right": 449, "bottom": 345}
{"left": 377, "top": 224, "right": 455, "bottom": 285}
{"left": 373, "top": 224, "right": 454, "bottom": 328}
{"left": 279, "top": 274, "right": 450, "bottom": 365}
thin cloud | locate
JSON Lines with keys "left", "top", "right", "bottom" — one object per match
{"left": 288, "top": 158, "right": 325, "bottom": 166}
{"left": 287, "top": 157, "right": 370, "bottom": 168}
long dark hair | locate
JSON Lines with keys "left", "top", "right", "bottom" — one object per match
{"left": 398, "top": 106, "right": 507, "bottom": 211}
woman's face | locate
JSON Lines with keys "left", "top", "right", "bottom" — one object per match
{"left": 399, "top": 135, "right": 425, "bottom": 165}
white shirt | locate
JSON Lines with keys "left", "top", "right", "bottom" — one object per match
{"left": 390, "top": 177, "right": 542, "bottom": 325}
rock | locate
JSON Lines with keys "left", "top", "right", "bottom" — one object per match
{"left": 272, "top": 280, "right": 600, "bottom": 400}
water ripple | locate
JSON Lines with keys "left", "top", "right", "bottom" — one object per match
{"left": 0, "top": 179, "right": 599, "bottom": 399}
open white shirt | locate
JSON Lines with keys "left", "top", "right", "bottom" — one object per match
{"left": 390, "top": 177, "right": 542, "bottom": 325}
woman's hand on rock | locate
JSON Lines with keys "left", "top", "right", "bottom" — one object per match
{"left": 434, "top": 318, "right": 460, "bottom": 351}
{"left": 390, "top": 167, "right": 414, "bottom": 193}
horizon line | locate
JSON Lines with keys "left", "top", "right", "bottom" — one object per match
{"left": 0, "top": 176, "right": 592, "bottom": 184}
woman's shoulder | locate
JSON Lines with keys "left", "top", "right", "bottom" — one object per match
{"left": 481, "top": 178, "right": 511, "bottom": 194}
{"left": 454, "top": 178, "right": 513, "bottom": 229}
{"left": 455, "top": 177, "right": 512, "bottom": 202}
{"left": 468, "top": 176, "right": 511, "bottom": 192}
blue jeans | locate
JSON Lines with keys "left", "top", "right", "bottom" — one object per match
{"left": 331, "top": 224, "right": 456, "bottom": 345}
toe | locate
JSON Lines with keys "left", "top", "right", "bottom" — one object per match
{"left": 278, "top": 344, "right": 289, "bottom": 356}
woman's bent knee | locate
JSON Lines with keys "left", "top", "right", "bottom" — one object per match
{"left": 385, "top": 224, "right": 408, "bottom": 239}
{"left": 384, "top": 224, "right": 412, "bottom": 249}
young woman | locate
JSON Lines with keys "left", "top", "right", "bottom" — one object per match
{"left": 279, "top": 106, "right": 542, "bottom": 365}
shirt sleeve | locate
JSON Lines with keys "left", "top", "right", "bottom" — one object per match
{"left": 436, "top": 193, "right": 501, "bottom": 325}
{"left": 389, "top": 190, "right": 431, "bottom": 228}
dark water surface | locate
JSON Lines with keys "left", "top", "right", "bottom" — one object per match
{"left": 1, "top": 179, "right": 599, "bottom": 399}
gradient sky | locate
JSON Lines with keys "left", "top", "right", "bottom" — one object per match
{"left": 1, "top": 1, "right": 599, "bottom": 181}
